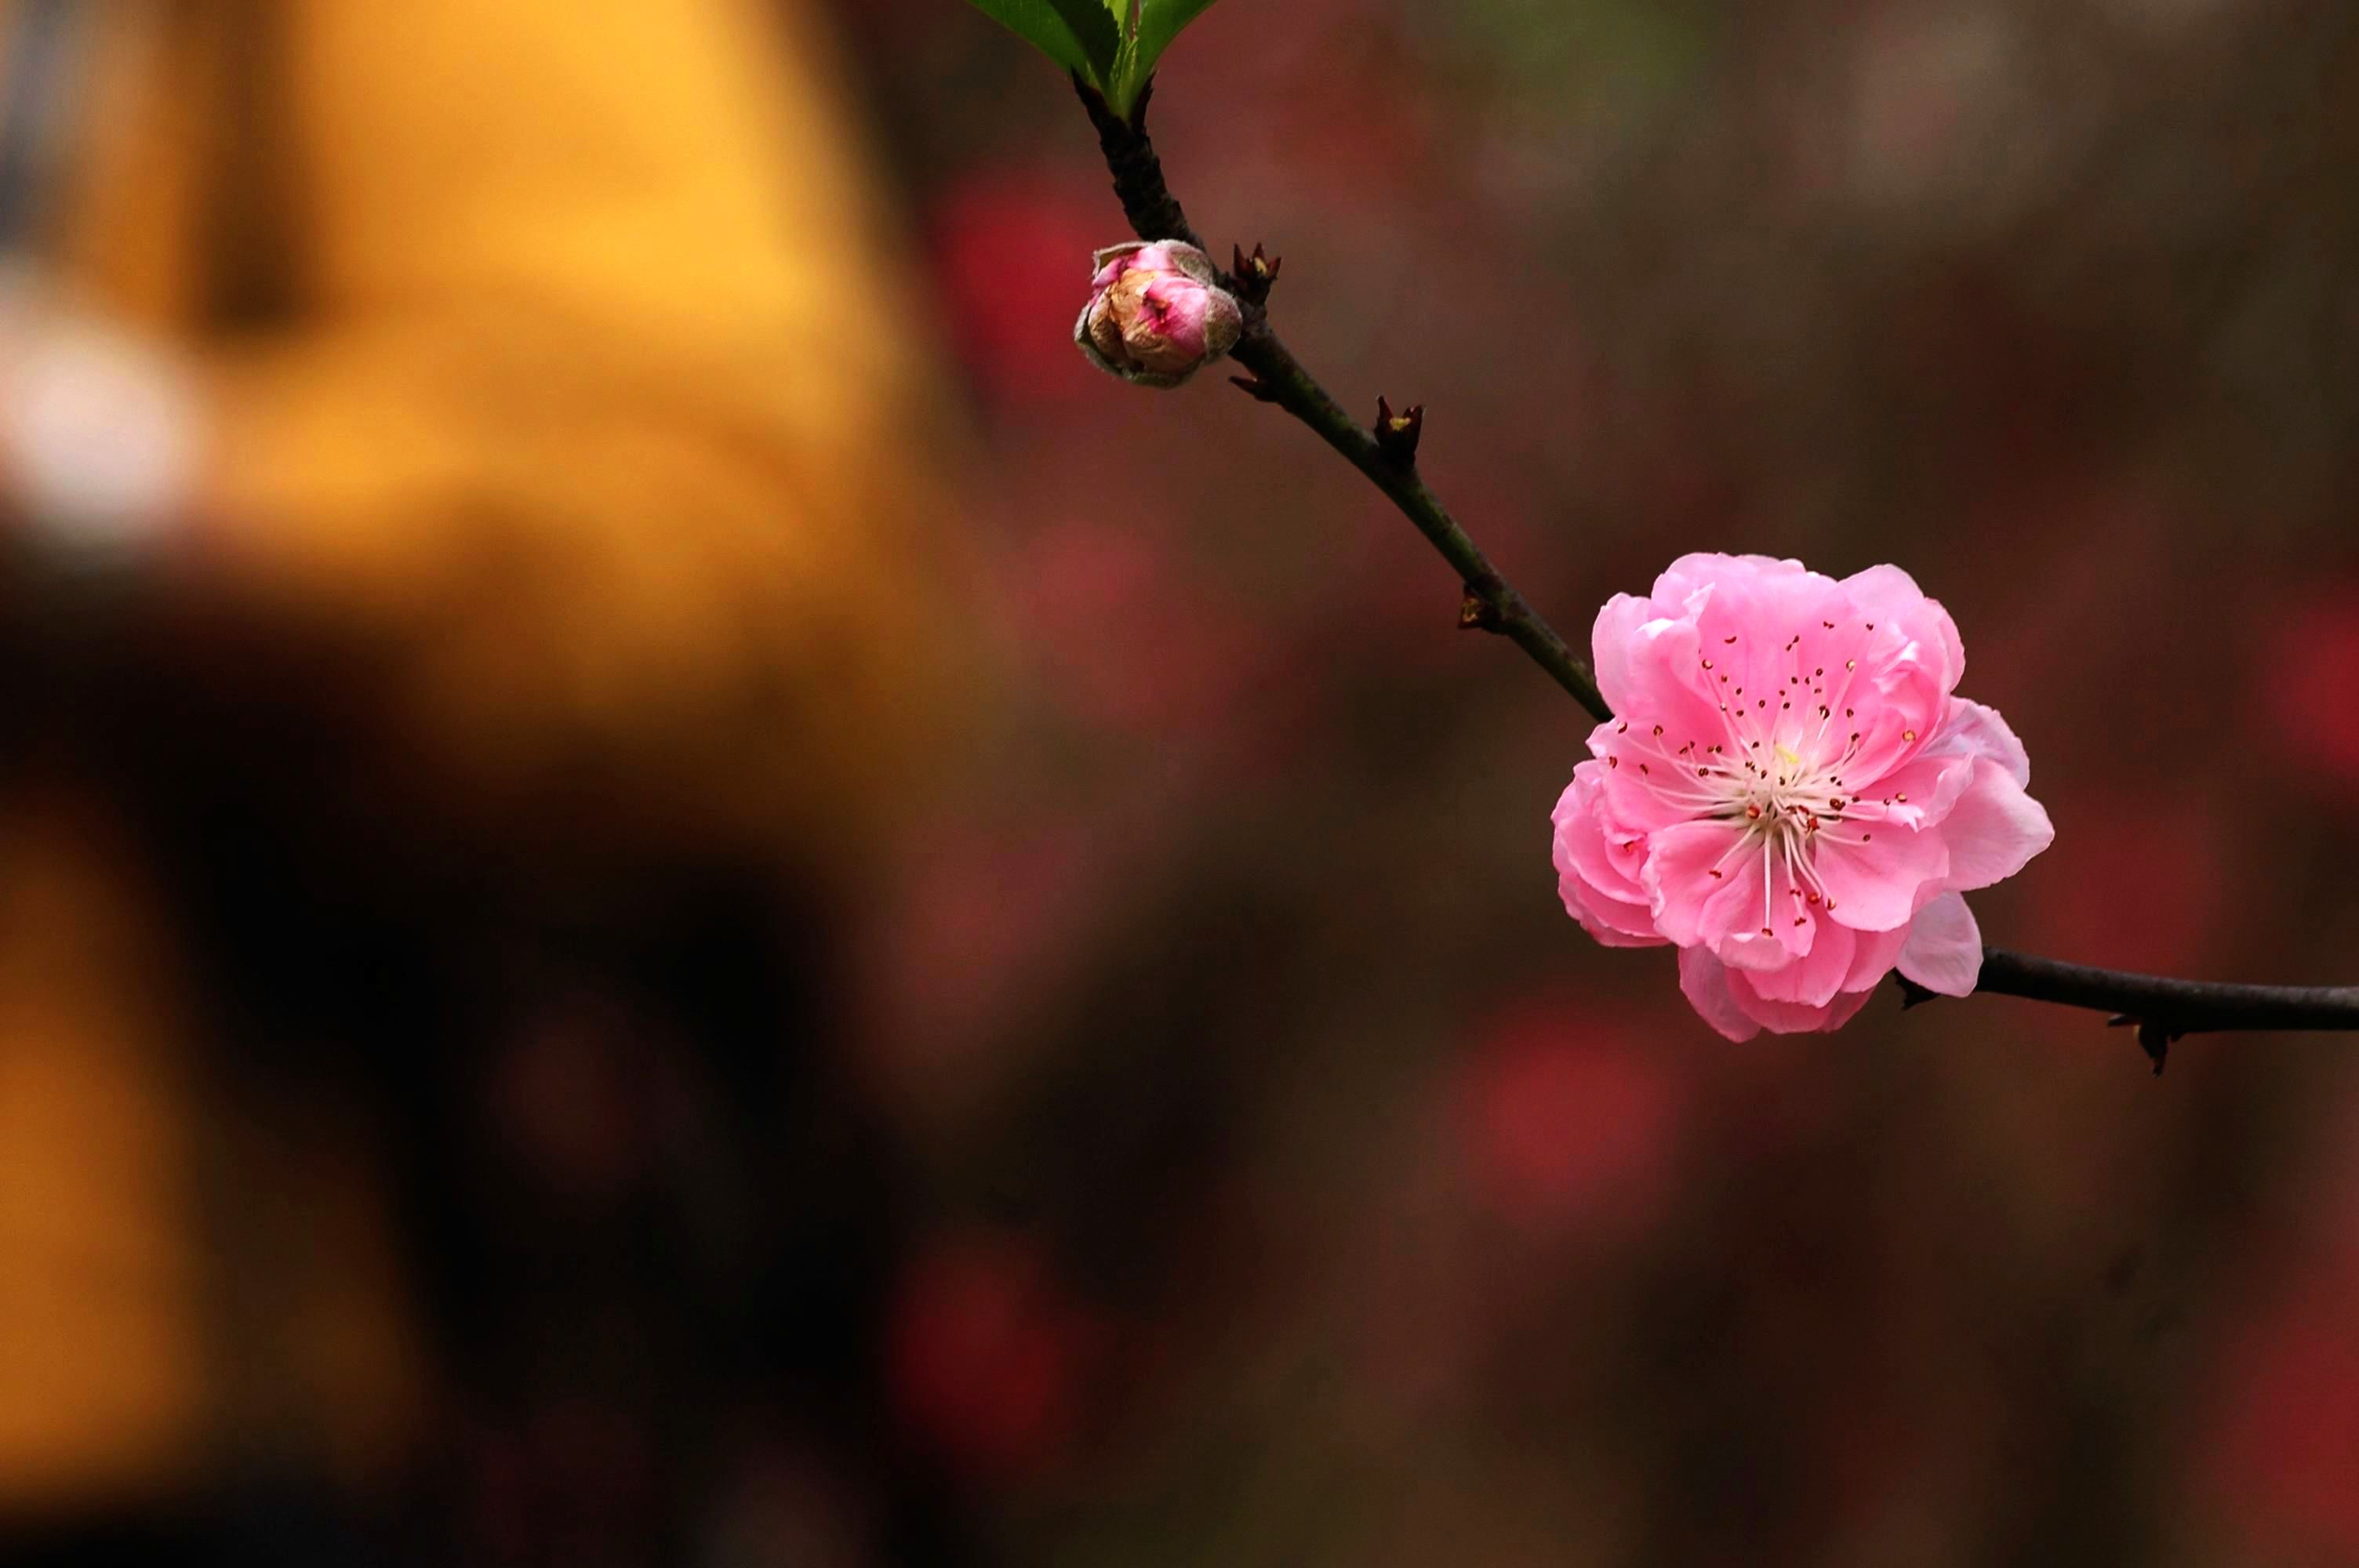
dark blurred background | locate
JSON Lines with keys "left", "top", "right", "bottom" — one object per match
{"left": 2, "top": 0, "right": 2357, "bottom": 1563}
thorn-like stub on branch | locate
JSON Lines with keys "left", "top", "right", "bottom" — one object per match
{"left": 1230, "top": 242, "right": 1281, "bottom": 303}
{"left": 2107, "top": 1013, "right": 2181, "bottom": 1074}
{"left": 1375, "top": 397, "right": 1425, "bottom": 465}
{"left": 1459, "top": 582, "right": 1503, "bottom": 632}
{"left": 1230, "top": 374, "right": 1281, "bottom": 403}
{"left": 1896, "top": 975, "right": 1938, "bottom": 1011}
{"left": 2134, "top": 1019, "right": 2180, "bottom": 1076}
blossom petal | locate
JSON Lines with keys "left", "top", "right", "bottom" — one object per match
{"left": 1841, "top": 564, "right": 1965, "bottom": 693}
{"left": 1837, "top": 642, "right": 1949, "bottom": 782}
{"left": 1939, "top": 760, "right": 2055, "bottom": 891}
{"left": 1717, "top": 839, "right": 1818, "bottom": 970}
{"left": 1552, "top": 767, "right": 1648, "bottom": 898}
{"left": 1589, "top": 597, "right": 1728, "bottom": 767}
{"left": 1897, "top": 891, "right": 1983, "bottom": 997}
{"left": 1564, "top": 872, "right": 1668, "bottom": 946}
{"left": 1725, "top": 967, "right": 1878, "bottom": 1034}
{"left": 1928, "top": 696, "right": 2030, "bottom": 786}
{"left": 1738, "top": 916, "right": 1857, "bottom": 1007}
{"left": 1852, "top": 748, "right": 1978, "bottom": 833}
{"left": 1812, "top": 820, "right": 1950, "bottom": 931}
{"left": 1841, "top": 924, "right": 1910, "bottom": 992}
{"left": 1552, "top": 775, "right": 1664, "bottom": 946}
{"left": 1640, "top": 819, "right": 1757, "bottom": 948}
{"left": 1589, "top": 720, "right": 1724, "bottom": 831}
{"left": 1678, "top": 946, "right": 1761, "bottom": 1042}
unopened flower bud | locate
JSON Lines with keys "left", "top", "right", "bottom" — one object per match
{"left": 1074, "top": 241, "right": 1244, "bottom": 389}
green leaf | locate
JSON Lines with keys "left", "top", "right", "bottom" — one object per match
{"left": 963, "top": 0, "right": 1125, "bottom": 87}
{"left": 1131, "top": 0, "right": 1220, "bottom": 82}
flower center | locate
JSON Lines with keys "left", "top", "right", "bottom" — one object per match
{"left": 1605, "top": 626, "right": 1917, "bottom": 927}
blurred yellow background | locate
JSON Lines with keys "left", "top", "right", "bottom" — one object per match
{"left": 1, "top": 0, "right": 2356, "bottom": 1563}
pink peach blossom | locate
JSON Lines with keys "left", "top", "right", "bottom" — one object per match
{"left": 1553, "top": 554, "right": 2053, "bottom": 1040}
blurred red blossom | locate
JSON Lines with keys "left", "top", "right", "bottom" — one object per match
{"left": 1013, "top": 512, "right": 1267, "bottom": 733}
{"left": 886, "top": 1230, "right": 1101, "bottom": 1483}
{"left": 1455, "top": 995, "right": 1689, "bottom": 1236}
{"left": 927, "top": 169, "right": 1114, "bottom": 403}
{"left": 860, "top": 818, "right": 1102, "bottom": 1109}
{"left": 2257, "top": 589, "right": 2359, "bottom": 793}
{"left": 2205, "top": 1258, "right": 2359, "bottom": 1559}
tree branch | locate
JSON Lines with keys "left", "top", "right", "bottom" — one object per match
{"left": 1910, "top": 951, "right": 2359, "bottom": 1073}
{"left": 1072, "top": 80, "right": 2359, "bottom": 1058}
{"left": 1076, "top": 81, "right": 1608, "bottom": 721}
